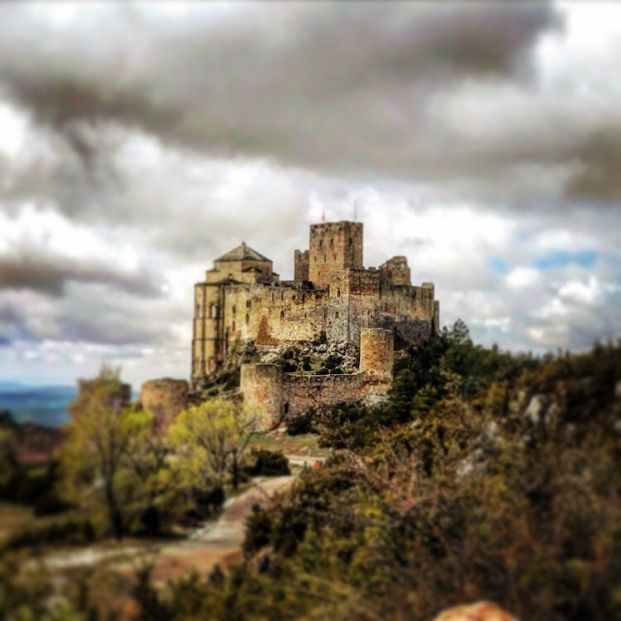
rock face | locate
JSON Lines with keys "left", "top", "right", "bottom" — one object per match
{"left": 433, "top": 602, "right": 517, "bottom": 621}
{"left": 140, "top": 378, "right": 189, "bottom": 431}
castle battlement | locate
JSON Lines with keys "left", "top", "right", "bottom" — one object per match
{"left": 191, "top": 220, "right": 440, "bottom": 402}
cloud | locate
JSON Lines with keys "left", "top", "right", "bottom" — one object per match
{"left": 506, "top": 267, "right": 541, "bottom": 289}
{"left": 0, "top": 2, "right": 619, "bottom": 386}
{"left": 0, "top": 2, "right": 561, "bottom": 185}
{"left": 0, "top": 205, "right": 161, "bottom": 297}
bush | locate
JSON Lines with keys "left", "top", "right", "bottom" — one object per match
{"left": 32, "top": 491, "right": 71, "bottom": 516}
{"left": 245, "top": 449, "right": 290, "bottom": 477}
{"left": 286, "top": 409, "right": 316, "bottom": 435}
{"left": 3, "top": 518, "right": 96, "bottom": 550}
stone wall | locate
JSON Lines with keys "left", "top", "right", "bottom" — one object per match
{"left": 282, "top": 372, "right": 368, "bottom": 417}
{"left": 240, "top": 364, "right": 283, "bottom": 428}
{"left": 359, "top": 328, "right": 393, "bottom": 386}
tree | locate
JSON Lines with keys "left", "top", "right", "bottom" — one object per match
{"left": 169, "top": 398, "right": 261, "bottom": 492}
{"left": 61, "top": 366, "right": 140, "bottom": 539}
{"left": 0, "top": 426, "right": 17, "bottom": 493}
{"left": 122, "top": 406, "right": 172, "bottom": 533}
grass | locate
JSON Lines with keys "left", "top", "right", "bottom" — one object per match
{"left": 0, "top": 502, "right": 34, "bottom": 541}
{"left": 249, "top": 432, "right": 329, "bottom": 459}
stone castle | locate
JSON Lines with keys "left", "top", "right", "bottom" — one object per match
{"left": 192, "top": 220, "right": 439, "bottom": 423}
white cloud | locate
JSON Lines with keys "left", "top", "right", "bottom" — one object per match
{"left": 558, "top": 275, "right": 602, "bottom": 305}
{"left": 506, "top": 267, "right": 541, "bottom": 289}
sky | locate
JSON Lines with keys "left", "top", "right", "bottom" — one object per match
{"left": 0, "top": 1, "right": 620, "bottom": 387}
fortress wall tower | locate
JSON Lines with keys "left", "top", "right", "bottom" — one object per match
{"left": 140, "top": 378, "right": 189, "bottom": 432}
{"left": 359, "top": 328, "right": 394, "bottom": 387}
{"left": 308, "top": 221, "right": 363, "bottom": 289}
{"left": 192, "top": 282, "right": 222, "bottom": 384}
{"left": 294, "top": 249, "right": 310, "bottom": 282}
{"left": 240, "top": 363, "right": 283, "bottom": 428}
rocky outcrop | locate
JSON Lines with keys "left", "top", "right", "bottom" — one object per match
{"left": 140, "top": 378, "right": 189, "bottom": 431}
{"left": 257, "top": 339, "right": 360, "bottom": 375}
{"left": 433, "top": 601, "right": 517, "bottom": 621}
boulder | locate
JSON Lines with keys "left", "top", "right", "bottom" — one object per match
{"left": 433, "top": 601, "right": 517, "bottom": 621}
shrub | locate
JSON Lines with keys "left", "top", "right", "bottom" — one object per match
{"left": 245, "top": 449, "right": 290, "bottom": 477}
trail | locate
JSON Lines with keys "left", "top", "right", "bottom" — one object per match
{"left": 144, "top": 475, "right": 294, "bottom": 580}
{"left": 38, "top": 475, "right": 298, "bottom": 580}
{"left": 38, "top": 453, "right": 325, "bottom": 579}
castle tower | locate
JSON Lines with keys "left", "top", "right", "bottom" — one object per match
{"left": 308, "top": 221, "right": 363, "bottom": 290}
{"left": 240, "top": 363, "right": 283, "bottom": 428}
{"left": 359, "top": 328, "right": 394, "bottom": 386}
{"left": 191, "top": 282, "right": 223, "bottom": 387}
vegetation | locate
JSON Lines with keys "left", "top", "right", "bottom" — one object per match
{"left": 1, "top": 322, "right": 620, "bottom": 621}
{"left": 129, "top": 324, "right": 620, "bottom": 621}
{"left": 169, "top": 398, "right": 263, "bottom": 492}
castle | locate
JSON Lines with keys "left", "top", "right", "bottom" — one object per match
{"left": 192, "top": 220, "right": 440, "bottom": 422}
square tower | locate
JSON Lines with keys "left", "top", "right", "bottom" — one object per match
{"left": 308, "top": 221, "right": 363, "bottom": 290}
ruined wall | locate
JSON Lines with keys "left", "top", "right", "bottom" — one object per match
{"left": 140, "top": 378, "right": 189, "bottom": 432}
{"left": 379, "top": 256, "right": 411, "bottom": 286}
{"left": 359, "top": 328, "right": 393, "bottom": 389}
{"left": 282, "top": 372, "right": 368, "bottom": 417}
{"left": 240, "top": 363, "right": 283, "bottom": 428}
{"left": 240, "top": 326, "right": 394, "bottom": 420}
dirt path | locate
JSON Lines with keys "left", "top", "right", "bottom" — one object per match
{"left": 38, "top": 475, "right": 295, "bottom": 581}
{"left": 146, "top": 475, "right": 294, "bottom": 580}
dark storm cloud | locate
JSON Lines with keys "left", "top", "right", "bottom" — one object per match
{"left": 0, "top": 256, "right": 161, "bottom": 298}
{"left": 0, "top": 2, "right": 561, "bottom": 179}
{"left": 567, "top": 130, "right": 621, "bottom": 204}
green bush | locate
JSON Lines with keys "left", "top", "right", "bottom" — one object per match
{"left": 244, "top": 449, "right": 290, "bottom": 477}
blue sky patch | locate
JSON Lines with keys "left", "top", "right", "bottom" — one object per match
{"left": 535, "top": 250, "right": 598, "bottom": 271}
{"left": 489, "top": 257, "right": 509, "bottom": 275}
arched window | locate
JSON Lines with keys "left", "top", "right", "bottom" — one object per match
{"left": 245, "top": 314, "right": 249, "bottom": 325}
{"left": 280, "top": 310, "right": 285, "bottom": 319}
{"left": 337, "top": 288, "right": 341, "bottom": 298}
{"left": 232, "top": 321, "right": 236, "bottom": 332}
{"left": 246, "top": 299, "right": 251, "bottom": 309}
{"left": 232, "top": 305, "right": 236, "bottom": 315}
{"left": 335, "top": 311, "right": 339, "bottom": 319}
{"left": 209, "top": 303, "right": 217, "bottom": 318}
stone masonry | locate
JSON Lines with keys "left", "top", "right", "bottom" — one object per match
{"left": 191, "top": 220, "right": 440, "bottom": 423}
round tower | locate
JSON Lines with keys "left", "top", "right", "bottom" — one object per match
{"left": 359, "top": 328, "right": 394, "bottom": 385}
{"left": 240, "top": 363, "right": 283, "bottom": 428}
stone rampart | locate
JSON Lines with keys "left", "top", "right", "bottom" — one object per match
{"left": 282, "top": 372, "right": 367, "bottom": 417}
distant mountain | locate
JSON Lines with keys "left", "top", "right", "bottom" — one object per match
{"left": 0, "top": 385, "right": 77, "bottom": 428}
{"left": 0, "top": 381, "right": 26, "bottom": 390}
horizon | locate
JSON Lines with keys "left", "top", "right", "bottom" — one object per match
{"left": 1, "top": 1, "right": 620, "bottom": 387}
